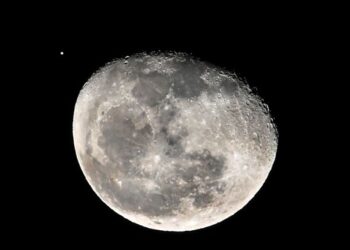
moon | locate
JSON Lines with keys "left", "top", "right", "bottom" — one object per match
{"left": 73, "top": 52, "right": 278, "bottom": 231}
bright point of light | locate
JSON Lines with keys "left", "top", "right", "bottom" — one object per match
{"left": 60, "top": 51, "right": 64, "bottom": 55}
{"left": 154, "top": 155, "right": 161, "bottom": 163}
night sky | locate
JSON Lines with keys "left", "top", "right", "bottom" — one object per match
{"left": 9, "top": 12, "right": 333, "bottom": 246}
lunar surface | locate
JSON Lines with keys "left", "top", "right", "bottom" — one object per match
{"left": 73, "top": 52, "right": 278, "bottom": 231}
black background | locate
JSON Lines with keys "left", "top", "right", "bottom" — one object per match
{"left": 8, "top": 8, "right": 338, "bottom": 246}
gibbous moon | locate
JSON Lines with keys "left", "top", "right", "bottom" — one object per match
{"left": 73, "top": 52, "right": 278, "bottom": 231}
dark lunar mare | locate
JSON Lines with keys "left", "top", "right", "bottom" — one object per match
{"left": 132, "top": 72, "right": 172, "bottom": 107}
{"left": 171, "top": 60, "right": 208, "bottom": 99}
{"left": 98, "top": 104, "right": 152, "bottom": 171}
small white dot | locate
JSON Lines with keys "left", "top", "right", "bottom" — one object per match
{"left": 60, "top": 51, "right": 64, "bottom": 55}
{"left": 154, "top": 155, "right": 160, "bottom": 163}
